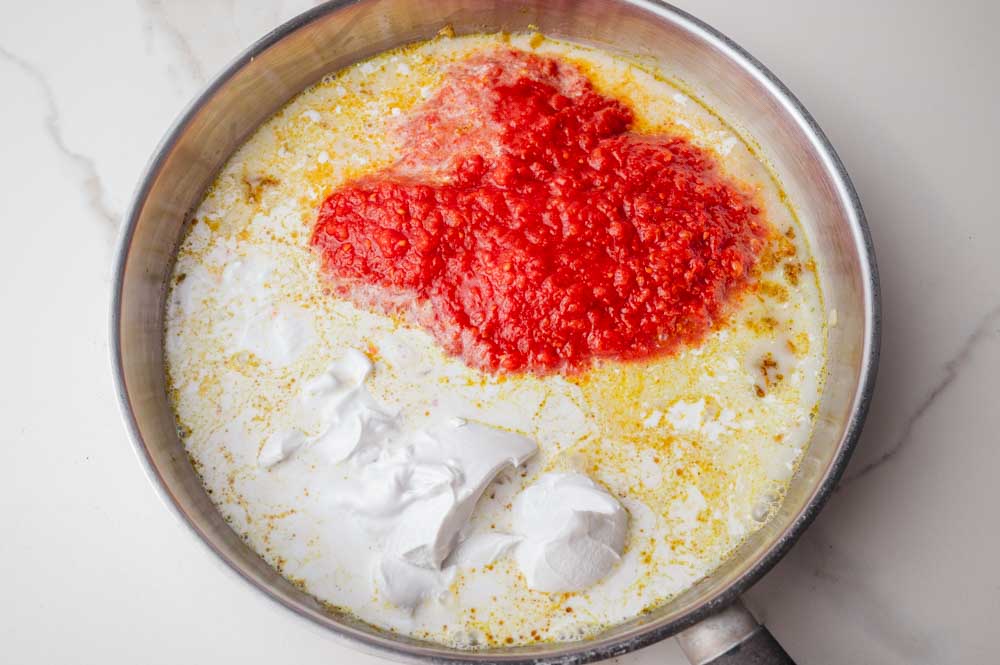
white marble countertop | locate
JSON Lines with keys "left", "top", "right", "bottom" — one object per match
{"left": 2, "top": 1, "right": 997, "bottom": 663}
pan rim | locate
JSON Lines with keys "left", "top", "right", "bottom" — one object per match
{"left": 109, "top": 1, "right": 880, "bottom": 662}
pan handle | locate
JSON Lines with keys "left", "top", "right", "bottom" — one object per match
{"left": 676, "top": 599, "right": 794, "bottom": 665}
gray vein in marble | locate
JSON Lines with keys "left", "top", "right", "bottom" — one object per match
{"left": 138, "top": 0, "right": 207, "bottom": 84}
{"left": 0, "top": 45, "right": 119, "bottom": 232}
{"left": 838, "top": 302, "right": 1000, "bottom": 489}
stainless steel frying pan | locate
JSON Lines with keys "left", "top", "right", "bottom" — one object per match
{"left": 111, "top": 1, "right": 879, "bottom": 663}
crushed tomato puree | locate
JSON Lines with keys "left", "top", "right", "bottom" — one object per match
{"left": 312, "top": 50, "right": 768, "bottom": 373}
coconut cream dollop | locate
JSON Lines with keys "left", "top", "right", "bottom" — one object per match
{"left": 258, "top": 349, "right": 538, "bottom": 610}
{"left": 511, "top": 472, "right": 629, "bottom": 592}
{"left": 335, "top": 418, "right": 537, "bottom": 609}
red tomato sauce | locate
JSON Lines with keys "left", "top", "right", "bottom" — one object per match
{"left": 312, "top": 50, "right": 768, "bottom": 373}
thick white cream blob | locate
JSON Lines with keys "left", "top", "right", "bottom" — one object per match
{"left": 259, "top": 349, "right": 395, "bottom": 468}
{"left": 512, "top": 473, "right": 629, "bottom": 593}
{"left": 259, "top": 350, "right": 539, "bottom": 611}
{"left": 339, "top": 419, "right": 537, "bottom": 609}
